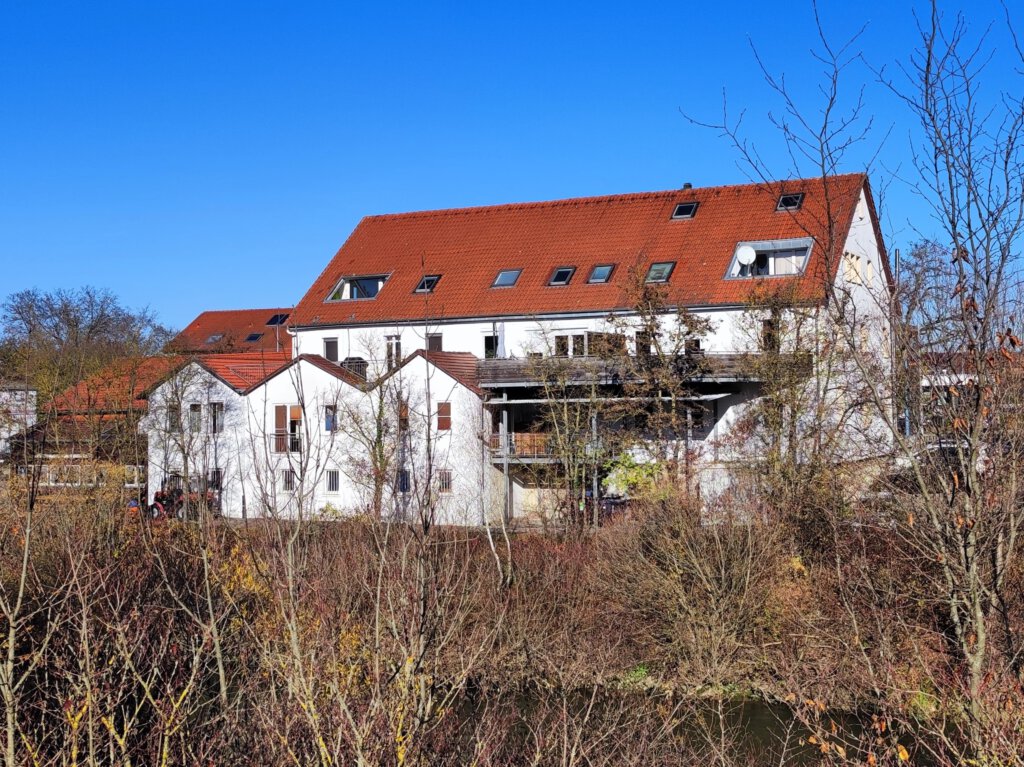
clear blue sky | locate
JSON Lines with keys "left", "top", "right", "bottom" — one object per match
{"left": 0, "top": 1, "right": 1017, "bottom": 330}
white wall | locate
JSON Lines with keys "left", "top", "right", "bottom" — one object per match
{"left": 0, "top": 386, "right": 36, "bottom": 460}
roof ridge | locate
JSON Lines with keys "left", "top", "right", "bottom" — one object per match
{"left": 363, "top": 173, "right": 866, "bottom": 221}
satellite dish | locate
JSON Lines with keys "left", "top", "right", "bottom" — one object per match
{"left": 736, "top": 245, "right": 757, "bottom": 266}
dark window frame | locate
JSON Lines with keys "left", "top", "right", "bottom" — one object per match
{"left": 437, "top": 401, "right": 452, "bottom": 431}
{"left": 491, "top": 269, "right": 522, "bottom": 288}
{"left": 587, "top": 264, "right": 615, "bottom": 284}
{"left": 645, "top": 261, "right": 676, "bottom": 283}
{"left": 671, "top": 201, "right": 699, "bottom": 219}
{"left": 548, "top": 266, "right": 576, "bottom": 286}
{"left": 414, "top": 274, "right": 442, "bottom": 293}
{"left": 245, "top": 332, "right": 264, "bottom": 343}
{"left": 776, "top": 193, "right": 804, "bottom": 211}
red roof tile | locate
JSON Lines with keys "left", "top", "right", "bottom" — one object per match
{"left": 167, "top": 308, "right": 293, "bottom": 354}
{"left": 290, "top": 174, "right": 873, "bottom": 328}
{"left": 197, "top": 352, "right": 292, "bottom": 391}
{"left": 51, "top": 356, "right": 187, "bottom": 415}
{"left": 242, "top": 353, "right": 366, "bottom": 393}
{"left": 415, "top": 351, "right": 483, "bottom": 395}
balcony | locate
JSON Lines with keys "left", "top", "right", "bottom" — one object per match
{"left": 476, "top": 352, "right": 807, "bottom": 388}
{"left": 271, "top": 431, "right": 302, "bottom": 454}
{"left": 489, "top": 432, "right": 556, "bottom": 459}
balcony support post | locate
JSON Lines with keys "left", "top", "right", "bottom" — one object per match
{"left": 501, "top": 394, "right": 511, "bottom": 525}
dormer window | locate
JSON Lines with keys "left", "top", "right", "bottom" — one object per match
{"left": 776, "top": 193, "right": 804, "bottom": 211}
{"left": 414, "top": 275, "right": 441, "bottom": 293}
{"left": 727, "top": 238, "right": 813, "bottom": 278}
{"left": 327, "top": 274, "right": 389, "bottom": 301}
{"left": 587, "top": 264, "right": 614, "bottom": 283}
{"left": 671, "top": 201, "right": 699, "bottom": 219}
{"left": 205, "top": 333, "right": 224, "bottom": 344}
{"left": 492, "top": 269, "right": 522, "bottom": 288}
{"left": 645, "top": 262, "right": 675, "bottom": 283}
{"left": 548, "top": 266, "right": 576, "bottom": 286}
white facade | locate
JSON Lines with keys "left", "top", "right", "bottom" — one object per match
{"left": 0, "top": 384, "right": 37, "bottom": 461}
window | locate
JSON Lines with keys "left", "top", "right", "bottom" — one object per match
{"left": 548, "top": 266, "right": 576, "bottom": 286}
{"left": 274, "top": 405, "right": 303, "bottom": 453}
{"left": 167, "top": 404, "right": 181, "bottom": 432}
{"left": 728, "top": 239, "right": 812, "bottom": 279}
{"left": 588, "top": 264, "right": 614, "bottom": 283}
{"left": 205, "top": 333, "right": 223, "bottom": 345}
{"left": 266, "top": 313, "right": 289, "bottom": 326}
{"left": 427, "top": 334, "right": 443, "bottom": 352}
{"left": 645, "top": 262, "right": 675, "bottom": 283}
{"left": 397, "top": 469, "right": 411, "bottom": 493}
{"left": 208, "top": 468, "right": 223, "bottom": 490}
{"left": 282, "top": 469, "right": 296, "bottom": 492}
{"left": 689, "top": 405, "right": 706, "bottom": 434}
{"left": 398, "top": 400, "right": 409, "bottom": 433}
{"left": 777, "top": 193, "right": 804, "bottom": 211}
{"left": 189, "top": 403, "right": 202, "bottom": 433}
{"left": 326, "top": 469, "right": 340, "bottom": 493}
{"left": 636, "top": 331, "right": 655, "bottom": 357}
{"left": 761, "top": 319, "right": 780, "bottom": 353}
{"left": 245, "top": 332, "right": 264, "bottom": 343}
{"left": 866, "top": 259, "right": 875, "bottom": 283}
{"left": 210, "top": 402, "right": 224, "bottom": 434}
{"left": 484, "top": 334, "right": 499, "bottom": 359}
{"left": 415, "top": 275, "right": 441, "bottom": 293}
{"left": 672, "top": 201, "right": 699, "bottom": 219}
{"left": 327, "top": 275, "right": 389, "bottom": 301}
{"left": 554, "top": 334, "right": 586, "bottom": 357}
{"left": 324, "top": 337, "right": 339, "bottom": 363}
{"left": 438, "top": 469, "right": 453, "bottom": 493}
{"left": 325, "top": 405, "right": 338, "bottom": 432}
{"left": 843, "top": 253, "right": 862, "bottom": 284}
{"left": 685, "top": 338, "right": 702, "bottom": 355}
{"left": 437, "top": 401, "right": 451, "bottom": 431}
{"left": 859, "top": 324, "right": 870, "bottom": 351}
{"left": 492, "top": 269, "right": 522, "bottom": 287}
{"left": 386, "top": 335, "right": 402, "bottom": 369}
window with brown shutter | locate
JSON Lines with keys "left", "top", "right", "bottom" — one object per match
{"left": 274, "top": 405, "right": 287, "bottom": 452}
{"left": 398, "top": 400, "right": 409, "bottom": 432}
{"left": 437, "top": 401, "right": 451, "bottom": 431}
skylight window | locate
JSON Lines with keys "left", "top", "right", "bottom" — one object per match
{"left": 415, "top": 274, "right": 441, "bottom": 293}
{"left": 776, "top": 193, "right": 804, "bottom": 211}
{"left": 645, "top": 262, "right": 675, "bottom": 283}
{"left": 548, "top": 266, "right": 576, "bottom": 286}
{"left": 327, "top": 275, "right": 389, "bottom": 301}
{"left": 245, "top": 333, "right": 264, "bottom": 342}
{"left": 587, "top": 264, "right": 614, "bottom": 284}
{"left": 266, "top": 313, "right": 289, "bottom": 326}
{"left": 672, "top": 201, "right": 699, "bottom": 219}
{"left": 492, "top": 269, "right": 522, "bottom": 288}
{"left": 205, "top": 333, "right": 224, "bottom": 344}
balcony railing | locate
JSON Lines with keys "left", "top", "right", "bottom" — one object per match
{"left": 476, "top": 352, "right": 807, "bottom": 387}
{"left": 271, "top": 431, "right": 302, "bottom": 454}
{"left": 489, "top": 433, "right": 555, "bottom": 458}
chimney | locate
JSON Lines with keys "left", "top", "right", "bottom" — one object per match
{"left": 682, "top": 182, "right": 693, "bottom": 190}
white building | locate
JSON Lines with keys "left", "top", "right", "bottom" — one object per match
{"left": 0, "top": 382, "right": 36, "bottom": 462}
{"left": 144, "top": 173, "right": 894, "bottom": 524}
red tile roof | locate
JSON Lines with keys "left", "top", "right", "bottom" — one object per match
{"left": 167, "top": 308, "right": 293, "bottom": 354}
{"left": 245, "top": 353, "right": 366, "bottom": 393}
{"left": 416, "top": 351, "right": 483, "bottom": 395}
{"left": 290, "top": 174, "right": 875, "bottom": 328}
{"left": 198, "top": 352, "right": 292, "bottom": 391}
{"left": 51, "top": 356, "right": 187, "bottom": 414}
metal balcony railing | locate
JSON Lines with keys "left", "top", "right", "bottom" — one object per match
{"left": 271, "top": 431, "right": 302, "bottom": 454}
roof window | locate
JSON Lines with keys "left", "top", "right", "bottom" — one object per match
{"left": 548, "top": 266, "right": 576, "bottom": 286}
{"left": 415, "top": 274, "right": 441, "bottom": 293}
{"left": 776, "top": 193, "right": 804, "bottom": 211}
{"left": 727, "top": 238, "right": 813, "bottom": 278}
{"left": 587, "top": 264, "right": 615, "bottom": 284}
{"left": 645, "top": 262, "right": 675, "bottom": 283}
{"left": 327, "top": 275, "right": 389, "bottom": 301}
{"left": 492, "top": 269, "right": 522, "bottom": 288}
{"left": 266, "top": 313, "right": 289, "bottom": 326}
{"left": 245, "top": 332, "right": 264, "bottom": 343}
{"left": 205, "top": 333, "right": 224, "bottom": 344}
{"left": 671, "top": 201, "right": 699, "bottom": 219}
